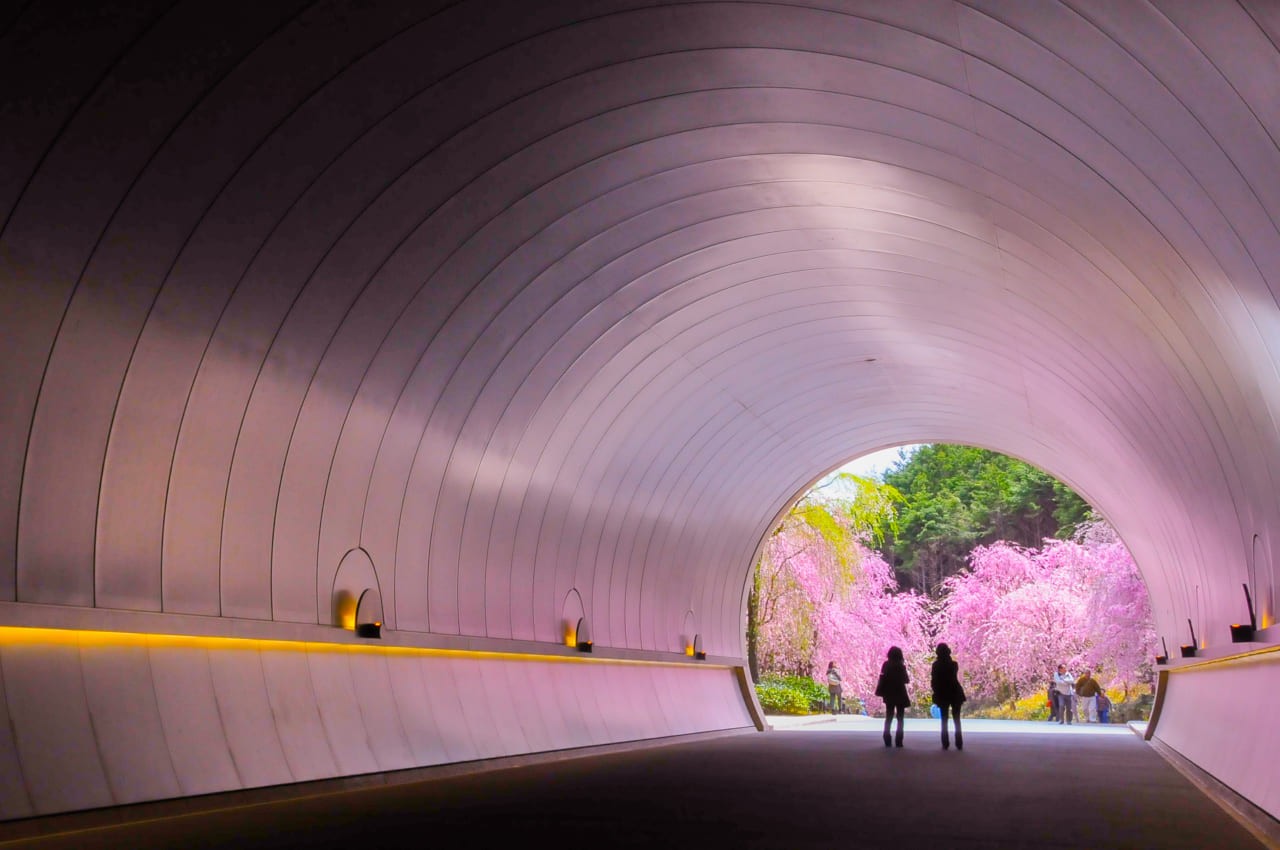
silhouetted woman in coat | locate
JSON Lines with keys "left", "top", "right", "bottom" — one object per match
{"left": 877, "top": 646, "right": 910, "bottom": 747}
{"left": 930, "top": 643, "right": 966, "bottom": 750}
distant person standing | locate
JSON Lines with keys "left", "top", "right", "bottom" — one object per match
{"left": 826, "top": 661, "right": 843, "bottom": 714}
{"left": 876, "top": 646, "right": 911, "bottom": 748}
{"left": 1075, "top": 668, "right": 1102, "bottom": 723}
{"left": 930, "top": 643, "right": 966, "bottom": 750}
{"left": 1053, "top": 664, "right": 1076, "bottom": 725}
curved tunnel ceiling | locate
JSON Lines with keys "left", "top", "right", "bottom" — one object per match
{"left": 4, "top": 1, "right": 1280, "bottom": 659}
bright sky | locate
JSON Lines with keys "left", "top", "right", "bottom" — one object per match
{"left": 835, "top": 445, "right": 921, "bottom": 481}
{"left": 806, "top": 445, "right": 921, "bottom": 499}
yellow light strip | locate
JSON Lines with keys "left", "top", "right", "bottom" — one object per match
{"left": 0, "top": 626, "right": 724, "bottom": 670}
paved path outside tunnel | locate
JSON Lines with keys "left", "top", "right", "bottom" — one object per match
{"left": 0, "top": 719, "right": 1266, "bottom": 849}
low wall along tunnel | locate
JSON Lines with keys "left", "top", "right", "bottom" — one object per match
{"left": 2, "top": 0, "right": 1280, "bottom": 828}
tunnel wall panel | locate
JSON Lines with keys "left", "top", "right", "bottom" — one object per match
{"left": 0, "top": 641, "right": 112, "bottom": 815}
{"left": 1153, "top": 655, "right": 1280, "bottom": 821}
{"left": 259, "top": 651, "right": 340, "bottom": 782}
{"left": 0, "top": 662, "right": 32, "bottom": 820}
{"left": 306, "top": 650, "right": 379, "bottom": 777}
{"left": 207, "top": 650, "right": 295, "bottom": 789}
{"left": 0, "top": 634, "right": 751, "bottom": 819}
{"left": 349, "top": 652, "right": 416, "bottom": 773}
{"left": 79, "top": 644, "right": 182, "bottom": 805}
{"left": 148, "top": 645, "right": 242, "bottom": 797}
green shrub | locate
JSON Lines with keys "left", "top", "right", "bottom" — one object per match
{"left": 754, "top": 674, "right": 827, "bottom": 714}
{"left": 770, "top": 674, "right": 828, "bottom": 704}
{"left": 755, "top": 680, "right": 811, "bottom": 714}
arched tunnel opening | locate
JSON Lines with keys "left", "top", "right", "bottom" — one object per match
{"left": 747, "top": 443, "right": 1159, "bottom": 731}
{"left": 2, "top": 2, "right": 1280, "bottom": 844}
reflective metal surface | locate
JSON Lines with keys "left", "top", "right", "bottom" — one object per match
{"left": 3, "top": 0, "right": 1280, "bottom": 819}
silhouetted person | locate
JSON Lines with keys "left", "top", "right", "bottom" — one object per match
{"left": 930, "top": 643, "right": 966, "bottom": 750}
{"left": 876, "top": 646, "right": 910, "bottom": 747}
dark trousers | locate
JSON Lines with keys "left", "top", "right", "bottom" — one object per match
{"left": 1057, "top": 693, "right": 1074, "bottom": 723}
{"left": 883, "top": 704, "right": 905, "bottom": 746}
{"left": 938, "top": 702, "right": 962, "bottom": 749}
{"left": 829, "top": 685, "right": 842, "bottom": 714}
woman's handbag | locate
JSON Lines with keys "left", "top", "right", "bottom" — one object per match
{"left": 874, "top": 673, "right": 886, "bottom": 697}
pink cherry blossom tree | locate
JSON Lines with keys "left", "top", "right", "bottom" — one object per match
{"left": 754, "top": 493, "right": 932, "bottom": 709}
{"left": 934, "top": 521, "right": 1157, "bottom": 704}
{"left": 1072, "top": 519, "right": 1159, "bottom": 697}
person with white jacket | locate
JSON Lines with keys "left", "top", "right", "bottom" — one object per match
{"left": 1053, "top": 664, "right": 1076, "bottom": 725}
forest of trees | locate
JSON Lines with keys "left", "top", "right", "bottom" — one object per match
{"left": 873, "top": 444, "right": 1091, "bottom": 594}
{"left": 748, "top": 445, "right": 1158, "bottom": 717}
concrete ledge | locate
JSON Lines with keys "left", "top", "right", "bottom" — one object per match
{"left": 1147, "top": 736, "right": 1280, "bottom": 850}
{"left": 1155, "top": 638, "right": 1280, "bottom": 671}
{"left": 0, "top": 601, "right": 739, "bottom": 666}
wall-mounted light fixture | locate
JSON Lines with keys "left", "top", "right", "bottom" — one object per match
{"left": 355, "top": 588, "right": 383, "bottom": 639}
{"left": 1179, "top": 618, "right": 1197, "bottom": 658}
{"left": 333, "top": 548, "right": 380, "bottom": 633}
{"left": 575, "top": 617, "right": 592, "bottom": 652}
{"left": 1155, "top": 636, "right": 1168, "bottom": 665}
{"left": 1230, "top": 582, "right": 1257, "bottom": 643}
{"left": 692, "top": 633, "right": 706, "bottom": 660}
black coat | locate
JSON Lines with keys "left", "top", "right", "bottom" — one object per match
{"left": 878, "top": 658, "right": 911, "bottom": 708}
{"left": 930, "top": 658, "right": 966, "bottom": 708}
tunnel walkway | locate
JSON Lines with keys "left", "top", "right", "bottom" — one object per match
{"left": 0, "top": 718, "right": 1269, "bottom": 849}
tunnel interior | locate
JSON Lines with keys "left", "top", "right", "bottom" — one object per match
{"left": 1, "top": 0, "right": 1279, "bottom": 823}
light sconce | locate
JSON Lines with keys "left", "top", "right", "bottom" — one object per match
{"left": 335, "top": 589, "right": 357, "bottom": 631}
{"left": 1179, "top": 618, "right": 1197, "bottom": 658}
{"left": 692, "top": 633, "right": 706, "bottom": 660}
{"left": 354, "top": 588, "right": 383, "bottom": 639}
{"left": 575, "top": 617, "right": 593, "bottom": 653}
{"left": 1155, "top": 636, "right": 1168, "bottom": 665}
{"left": 1230, "top": 582, "right": 1257, "bottom": 643}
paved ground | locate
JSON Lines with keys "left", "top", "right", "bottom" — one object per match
{"left": 767, "top": 713, "right": 1141, "bottom": 735}
{"left": 0, "top": 718, "right": 1266, "bottom": 849}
